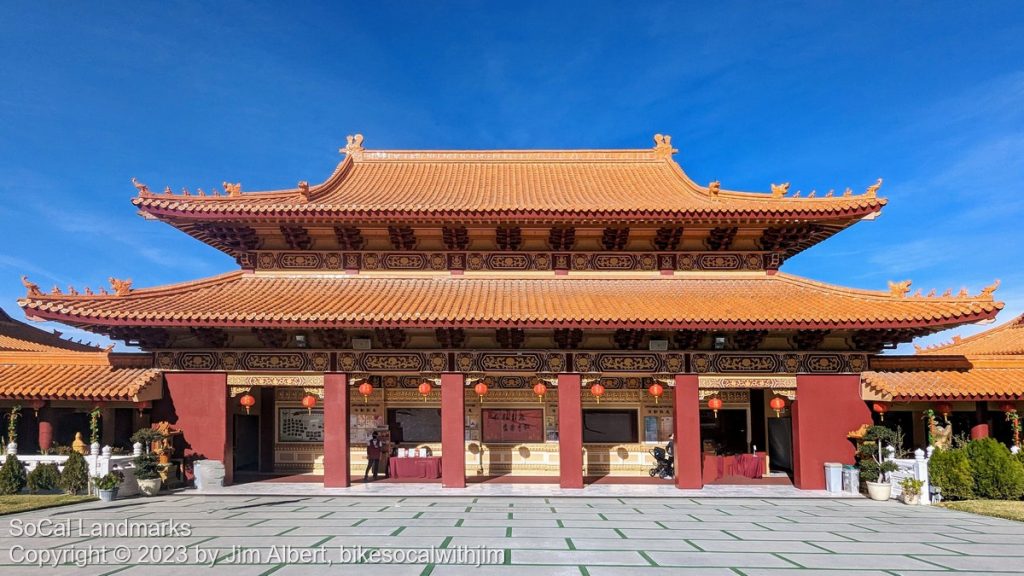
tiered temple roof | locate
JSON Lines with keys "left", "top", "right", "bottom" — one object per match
{"left": 0, "top": 308, "right": 161, "bottom": 402}
{"left": 863, "top": 314, "right": 1024, "bottom": 400}
{"left": 19, "top": 271, "right": 1001, "bottom": 332}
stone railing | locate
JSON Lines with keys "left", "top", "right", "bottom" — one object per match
{"left": 885, "top": 446, "right": 931, "bottom": 505}
{"left": 9, "top": 442, "right": 142, "bottom": 497}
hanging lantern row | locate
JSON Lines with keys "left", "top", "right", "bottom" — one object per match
{"left": 239, "top": 392, "right": 256, "bottom": 415}
{"left": 872, "top": 401, "right": 889, "bottom": 421}
{"left": 707, "top": 396, "right": 723, "bottom": 418}
{"left": 769, "top": 396, "right": 787, "bottom": 417}
{"left": 590, "top": 382, "right": 606, "bottom": 403}
{"left": 648, "top": 382, "right": 664, "bottom": 403}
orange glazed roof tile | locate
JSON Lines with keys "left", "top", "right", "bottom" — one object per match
{"left": 131, "top": 135, "right": 887, "bottom": 223}
{"left": 18, "top": 271, "right": 1001, "bottom": 331}
{"left": 863, "top": 314, "right": 1024, "bottom": 400}
{"left": 915, "top": 314, "right": 1024, "bottom": 356}
{"left": 0, "top": 308, "right": 161, "bottom": 401}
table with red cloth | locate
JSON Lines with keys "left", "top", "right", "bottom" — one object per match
{"left": 702, "top": 452, "right": 767, "bottom": 483}
{"left": 388, "top": 456, "right": 442, "bottom": 479}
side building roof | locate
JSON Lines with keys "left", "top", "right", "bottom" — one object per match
{"left": 863, "top": 313, "right": 1024, "bottom": 400}
{"left": 0, "top": 308, "right": 161, "bottom": 402}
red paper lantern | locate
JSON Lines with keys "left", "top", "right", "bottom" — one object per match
{"left": 707, "top": 396, "right": 723, "bottom": 418}
{"left": 1001, "top": 402, "right": 1017, "bottom": 414}
{"left": 935, "top": 401, "right": 953, "bottom": 419}
{"left": 872, "top": 402, "right": 889, "bottom": 421}
{"left": 648, "top": 383, "right": 664, "bottom": 403}
{"left": 532, "top": 381, "right": 547, "bottom": 402}
{"left": 418, "top": 381, "right": 433, "bottom": 401}
{"left": 474, "top": 382, "right": 489, "bottom": 402}
{"left": 590, "top": 383, "right": 606, "bottom": 403}
{"left": 239, "top": 393, "right": 256, "bottom": 415}
{"left": 357, "top": 381, "right": 374, "bottom": 403}
{"left": 133, "top": 400, "right": 151, "bottom": 416}
{"left": 769, "top": 396, "right": 786, "bottom": 417}
{"left": 301, "top": 394, "right": 317, "bottom": 414}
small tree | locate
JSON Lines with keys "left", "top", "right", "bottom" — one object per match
{"left": 0, "top": 453, "right": 27, "bottom": 495}
{"left": 59, "top": 451, "right": 90, "bottom": 495}
{"left": 856, "top": 425, "right": 901, "bottom": 483}
{"left": 5, "top": 405, "right": 21, "bottom": 446}
{"left": 131, "top": 427, "right": 166, "bottom": 481}
{"left": 26, "top": 462, "right": 60, "bottom": 493}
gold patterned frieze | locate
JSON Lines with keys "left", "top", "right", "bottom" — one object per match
{"left": 227, "top": 374, "right": 325, "bottom": 388}
{"left": 698, "top": 375, "right": 796, "bottom": 390}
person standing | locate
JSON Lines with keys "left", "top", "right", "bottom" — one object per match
{"left": 364, "top": 431, "right": 382, "bottom": 482}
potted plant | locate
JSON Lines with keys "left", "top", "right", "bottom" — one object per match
{"left": 899, "top": 476, "right": 924, "bottom": 505}
{"left": 856, "top": 425, "right": 902, "bottom": 501}
{"left": 93, "top": 470, "right": 123, "bottom": 502}
{"left": 131, "top": 428, "right": 166, "bottom": 496}
{"left": 133, "top": 452, "right": 162, "bottom": 496}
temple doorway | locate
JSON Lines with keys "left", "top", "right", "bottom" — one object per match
{"left": 699, "top": 384, "right": 794, "bottom": 485}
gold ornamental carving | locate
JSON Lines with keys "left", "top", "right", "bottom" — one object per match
{"left": 479, "top": 353, "right": 542, "bottom": 372}
{"left": 227, "top": 374, "right": 325, "bottom": 388}
{"left": 698, "top": 375, "right": 796, "bottom": 390}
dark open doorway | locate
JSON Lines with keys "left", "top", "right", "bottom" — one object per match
{"left": 233, "top": 414, "right": 260, "bottom": 472}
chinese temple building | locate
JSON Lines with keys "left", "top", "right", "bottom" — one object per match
{"left": 864, "top": 313, "right": 1023, "bottom": 446}
{"left": 15, "top": 134, "right": 1004, "bottom": 490}
{"left": 0, "top": 307, "right": 160, "bottom": 452}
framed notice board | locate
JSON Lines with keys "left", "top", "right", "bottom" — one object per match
{"left": 482, "top": 409, "right": 544, "bottom": 443}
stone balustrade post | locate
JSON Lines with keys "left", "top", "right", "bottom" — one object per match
{"left": 133, "top": 442, "right": 143, "bottom": 457}
{"left": 914, "top": 448, "right": 931, "bottom": 506}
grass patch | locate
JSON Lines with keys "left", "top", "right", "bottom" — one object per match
{"left": 938, "top": 500, "right": 1024, "bottom": 522}
{"left": 0, "top": 494, "right": 96, "bottom": 516}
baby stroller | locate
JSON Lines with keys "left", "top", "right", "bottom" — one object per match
{"left": 649, "top": 447, "right": 674, "bottom": 479}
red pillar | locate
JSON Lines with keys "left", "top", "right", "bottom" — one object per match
{"left": 558, "top": 374, "right": 583, "bottom": 489}
{"left": 673, "top": 374, "right": 703, "bottom": 489}
{"left": 158, "top": 373, "right": 231, "bottom": 485}
{"left": 792, "top": 374, "right": 871, "bottom": 489}
{"left": 441, "top": 373, "right": 466, "bottom": 488}
{"left": 324, "top": 373, "right": 350, "bottom": 487}
{"left": 37, "top": 406, "right": 54, "bottom": 453}
{"left": 971, "top": 401, "right": 990, "bottom": 439}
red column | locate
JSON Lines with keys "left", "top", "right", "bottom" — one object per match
{"left": 441, "top": 373, "right": 466, "bottom": 488}
{"left": 324, "top": 373, "right": 350, "bottom": 487}
{"left": 971, "top": 401, "right": 990, "bottom": 439}
{"left": 157, "top": 373, "right": 231, "bottom": 485}
{"left": 558, "top": 374, "right": 583, "bottom": 489}
{"left": 37, "top": 406, "right": 54, "bottom": 453}
{"left": 792, "top": 374, "right": 871, "bottom": 489}
{"left": 673, "top": 375, "right": 703, "bottom": 489}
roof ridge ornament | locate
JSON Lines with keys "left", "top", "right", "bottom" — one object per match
{"left": 865, "top": 178, "right": 883, "bottom": 198}
{"left": 108, "top": 277, "right": 133, "bottom": 296}
{"left": 770, "top": 182, "right": 790, "bottom": 198}
{"left": 21, "top": 276, "right": 41, "bottom": 297}
{"left": 979, "top": 279, "right": 1000, "bottom": 298}
{"left": 344, "top": 134, "right": 365, "bottom": 157}
{"left": 132, "top": 177, "right": 150, "bottom": 197}
{"left": 707, "top": 180, "right": 721, "bottom": 197}
{"left": 888, "top": 279, "right": 912, "bottom": 297}
{"left": 652, "top": 134, "right": 675, "bottom": 159}
{"left": 298, "top": 181, "right": 310, "bottom": 202}
{"left": 223, "top": 182, "right": 242, "bottom": 197}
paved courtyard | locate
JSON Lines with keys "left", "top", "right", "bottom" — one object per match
{"left": 2, "top": 495, "right": 1023, "bottom": 575}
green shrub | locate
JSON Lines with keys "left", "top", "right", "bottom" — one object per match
{"left": 59, "top": 451, "right": 90, "bottom": 495}
{"left": 967, "top": 438, "right": 1024, "bottom": 500}
{"left": 929, "top": 447, "right": 974, "bottom": 500}
{"left": 26, "top": 462, "right": 60, "bottom": 493}
{"left": 856, "top": 425, "right": 903, "bottom": 483}
{"left": 133, "top": 452, "right": 161, "bottom": 480}
{"left": 0, "top": 454, "right": 27, "bottom": 495}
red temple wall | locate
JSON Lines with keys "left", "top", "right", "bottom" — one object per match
{"left": 152, "top": 372, "right": 231, "bottom": 485}
{"left": 792, "top": 374, "right": 871, "bottom": 490}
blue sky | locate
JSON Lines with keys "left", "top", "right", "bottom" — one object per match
{"left": 1, "top": 2, "right": 1022, "bottom": 352}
